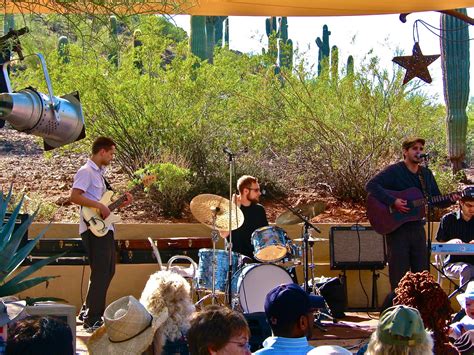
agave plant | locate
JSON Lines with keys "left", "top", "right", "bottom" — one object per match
{"left": 0, "top": 186, "right": 65, "bottom": 297}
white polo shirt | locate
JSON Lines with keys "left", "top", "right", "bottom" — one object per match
{"left": 72, "top": 159, "right": 114, "bottom": 234}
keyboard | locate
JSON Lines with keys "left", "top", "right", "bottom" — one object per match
{"left": 431, "top": 243, "right": 474, "bottom": 255}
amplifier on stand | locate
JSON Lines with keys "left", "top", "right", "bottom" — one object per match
{"left": 329, "top": 225, "right": 387, "bottom": 310}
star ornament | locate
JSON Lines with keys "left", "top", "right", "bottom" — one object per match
{"left": 392, "top": 42, "right": 440, "bottom": 85}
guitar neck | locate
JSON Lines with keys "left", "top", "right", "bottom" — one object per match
{"left": 412, "top": 192, "right": 456, "bottom": 207}
{"left": 108, "top": 184, "right": 142, "bottom": 212}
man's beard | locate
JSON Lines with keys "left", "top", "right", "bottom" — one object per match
{"left": 248, "top": 195, "right": 260, "bottom": 203}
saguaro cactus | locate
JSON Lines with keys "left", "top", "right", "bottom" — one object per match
{"left": 190, "top": 16, "right": 208, "bottom": 61}
{"left": 440, "top": 9, "right": 470, "bottom": 173}
{"left": 108, "top": 15, "right": 119, "bottom": 66}
{"left": 331, "top": 45, "right": 339, "bottom": 82}
{"left": 346, "top": 55, "right": 354, "bottom": 76}
{"left": 265, "top": 17, "right": 278, "bottom": 63}
{"left": 133, "top": 29, "right": 143, "bottom": 72}
{"left": 57, "top": 36, "right": 70, "bottom": 64}
{"left": 278, "top": 17, "right": 293, "bottom": 69}
{"left": 316, "top": 25, "right": 331, "bottom": 75}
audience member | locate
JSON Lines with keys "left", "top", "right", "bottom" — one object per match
{"left": 140, "top": 270, "right": 195, "bottom": 353}
{"left": 6, "top": 316, "right": 73, "bottom": 355}
{"left": 365, "top": 305, "right": 433, "bottom": 355}
{"left": 307, "top": 345, "right": 352, "bottom": 354}
{"left": 453, "top": 330, "right": 474, "bottom": 354}
{"left": 87, "top": 295, "right": 168, "bottom": 355}
{"left": 450, "top": 281, "right": 474, "bottom": 339}
{"left": 254, "top": 283, "right": 325, "bottom": 354}
{"left": 187, "top": 305, "right": 251, "bottom": 355}
{"left": 394, "top": 271, "right": 455, "bottom": 353}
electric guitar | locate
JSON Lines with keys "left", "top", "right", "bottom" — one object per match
{"left": 82, "top": 176, "right": 155, "bottom": 237}
{"left": 366, "top": 187, "right": 459, "bottom": 235}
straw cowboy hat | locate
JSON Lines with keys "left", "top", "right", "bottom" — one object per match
{"left": 0, "top": 298, "right": 26, "bottom": 326}
{"left": 87, "top": 295, "right": 168, "bottom": 355}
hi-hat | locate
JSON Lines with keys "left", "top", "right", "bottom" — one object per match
{"left": 190, "top": 194, "right": 244, "bottom": 231}
{"left": 275, "top": 201, "right": 326, "bottom": 225}
{"left": 293, "top": 237, "right": 328, "bottom": 243}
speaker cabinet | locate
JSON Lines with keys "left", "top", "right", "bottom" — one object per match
{"left": 330, "top": 225, "right": 386, "bottom": 270}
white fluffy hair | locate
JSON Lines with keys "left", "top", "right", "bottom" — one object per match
{"left": 365, "top": 328, "right": 434, "bottom": 355}
{"left": 140, "top": 270, "right": 195, "bottom": 344}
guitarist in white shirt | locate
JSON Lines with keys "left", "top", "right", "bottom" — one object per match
{"left": 70, "top": 136, "right": 132, "bottom": 331}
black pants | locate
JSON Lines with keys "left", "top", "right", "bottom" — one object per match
{"left": 81, "top": 229, "right": 116, "bottom": 325}
{"left": 386, "top": 221, "right": 427, "bottom": 290}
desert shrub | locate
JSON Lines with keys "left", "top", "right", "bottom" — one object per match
{"left": 135, "top": 162, "right": 191, "bottom": 217}
{"left": 8, "top": 15, "right": 459, "bottom": 206}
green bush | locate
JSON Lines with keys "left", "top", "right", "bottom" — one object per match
{"left": 135, "top": 162, "right": 191, "bottom": 217}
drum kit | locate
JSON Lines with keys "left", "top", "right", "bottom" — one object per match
{"left": 190, "top": 193, "right": 328, "bottom": 313}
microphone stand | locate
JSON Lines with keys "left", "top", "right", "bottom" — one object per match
{"left": 267, "top": 192, "right": 321, "bottom": 292}
{"left": 423, "top": 156, "right": 434, "bottom": 272}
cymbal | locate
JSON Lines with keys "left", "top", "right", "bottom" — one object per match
{"left": 275, "top": 201, "right": 326, "bottom": 225}
{"left": 190, "top": 194, "right": 244, "bottom": 231}
{"left": 293, "top": 237, "right": 328, "bottom": 243}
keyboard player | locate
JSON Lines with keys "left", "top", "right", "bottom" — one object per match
{"left": 436, "top": 186, "right": 474, "bottom": 287}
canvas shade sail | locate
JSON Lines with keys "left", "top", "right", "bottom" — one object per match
{"left": 2, "top": 0, "right": 474, "bottom": 16}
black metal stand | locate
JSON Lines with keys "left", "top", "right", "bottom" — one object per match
{"left": 224, "top": 149, "right": 237, "bottom": 306}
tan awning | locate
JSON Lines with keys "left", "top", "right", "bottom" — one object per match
{"left": 2, "top": 0, "right": 474, "bottom": 16}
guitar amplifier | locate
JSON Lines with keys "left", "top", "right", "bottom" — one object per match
{"left": 330, "top": 225, "right": 387, "bottom": 270}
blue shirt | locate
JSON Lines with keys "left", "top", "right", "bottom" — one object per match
{"left": 254, "top": 336, "right": 314, "bottom": 354}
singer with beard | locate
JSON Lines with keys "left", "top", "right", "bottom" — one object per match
{"left": 366, "top": 137, "right": 457, "bottom": 293}
{"left": 224, "top": 175, "right": 269, "bottom": 261}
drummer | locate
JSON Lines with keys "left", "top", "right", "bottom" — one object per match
{"left": 222, "top": 175, "right": 269, "bottom": 262}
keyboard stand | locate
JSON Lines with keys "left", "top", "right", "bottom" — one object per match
{"left": 430, "top": 261, "right": 464, "bottom": 299}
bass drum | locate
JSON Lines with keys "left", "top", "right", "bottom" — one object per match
{"left": 233, "top": 263, "right": 293, "bottom": 313}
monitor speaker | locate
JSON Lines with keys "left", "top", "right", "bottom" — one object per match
{"left": 330, "top": 225, "right": 386, "bottom": 270}
{"left": 244, "top": 312, "right": 271, "bottom": 352}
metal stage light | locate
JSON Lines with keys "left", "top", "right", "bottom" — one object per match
{"left": 0, "top": 53, "right": 85, "bottom": 150}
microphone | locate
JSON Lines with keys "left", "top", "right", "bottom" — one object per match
{"left": 416, "top": 153, "right": 430, "bottom": 159}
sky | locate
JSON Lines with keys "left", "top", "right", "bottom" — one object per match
{"left": 170, "top": 10, "right": 474, "bottom": 103}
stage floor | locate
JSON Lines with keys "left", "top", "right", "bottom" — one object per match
{"left": 75, "top": 311, "right": 378, "bottom": 354}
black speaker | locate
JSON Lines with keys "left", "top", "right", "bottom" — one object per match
{"left": 243, "top": 312, "right": 271, "bottom": 352}
{"left": 330, "top": 225, "right": 386, "bottom": 270}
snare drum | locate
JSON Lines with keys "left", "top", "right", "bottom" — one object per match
{"left": 232, "top": 263, "right": 293, "bottom": 313}
{"left": 196, "top": 249, "right": 243, "bottom": 292}
{"left": 251, "top": 226, "right": 289, "bottom": 262}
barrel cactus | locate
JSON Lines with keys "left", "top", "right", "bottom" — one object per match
{"left": 440, "top": 9, "right": 470, "bottom": 173}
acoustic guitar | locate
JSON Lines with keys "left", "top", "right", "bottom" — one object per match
{"left": 366, "top": 187, "right": 458, "bottom": 235}
{"left": 82, "top": 176, "right": 155, "bottom": 237}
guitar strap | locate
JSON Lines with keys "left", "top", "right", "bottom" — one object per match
{"left": 82, "top": 175, "right": 114, "bottom": 227}
{"left": 103, "top": 176, "right": 114, "bottom": 192}
{"left": 417, "top": 166, "right": 429, "bottom": 199}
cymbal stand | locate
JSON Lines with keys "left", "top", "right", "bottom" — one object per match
{"left": 224, "top": 148, "right": 236, "bottom": 306}
{"left": 195, "top": 209, "right": 221, "bottom": 307}
{"left": 310, "top": 244, "right": 336, "bottom": 326}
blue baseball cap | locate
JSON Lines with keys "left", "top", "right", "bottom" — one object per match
{"left": 264, "top": 283, "right": 325, "bottom": 325}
